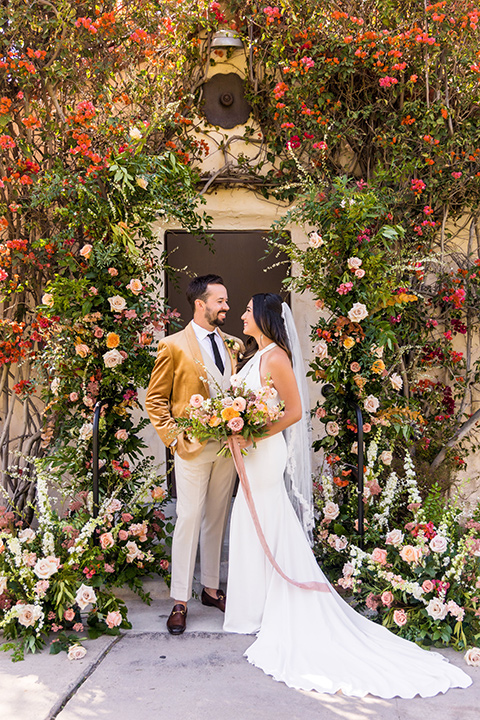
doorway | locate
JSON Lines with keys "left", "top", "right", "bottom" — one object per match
{"left": 164, "top": 230, "right": 290, "bottom": 336}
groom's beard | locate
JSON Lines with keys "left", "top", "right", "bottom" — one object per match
{"left": 205, "top": 309, "right": 227, "bottom": 327}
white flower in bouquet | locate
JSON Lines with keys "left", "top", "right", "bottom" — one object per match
{"left": 68, "top": 644, "right": 87, "bottom": 660}
{"left": 103, "top": 349, "right": 124, "bottom": 368}
{"left": 429, "top": 535, "right": 448, "bottom": 553}
{"left": 75, "top": 583, "right": 97, "bottom": 610}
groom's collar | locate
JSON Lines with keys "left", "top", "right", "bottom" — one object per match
{"left": 191, "top": 320, "right": 222, "bottom": 342}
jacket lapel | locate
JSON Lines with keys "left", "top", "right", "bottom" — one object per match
{"left": 185, "top": 322, "right": 210, "bottom": 396}
{"left": 219, "top": 330, "right": 236, "bottom": 376}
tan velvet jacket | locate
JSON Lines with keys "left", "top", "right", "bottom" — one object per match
{"left": 145, "top": 322, "right": 243, "bottom": 460}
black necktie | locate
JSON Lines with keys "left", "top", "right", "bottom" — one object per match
{"left": 207, "top": 333, "right": 224, "bottom": 375}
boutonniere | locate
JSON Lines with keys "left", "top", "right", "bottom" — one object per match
{"left": 224, "top": 337, "right": 241, "bottom": 354}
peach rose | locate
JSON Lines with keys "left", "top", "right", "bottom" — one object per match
{"left": 400, "top": 545, "right": 421, "bottom": 564}
{"left": 64, "top": 608, "right": 75, "bottom": 622}
{"left": 108, "top": 295, "right": 127, "bottom": 313}
{"left": 17, "top": 603, "right": 43, "bottom": 627}
{"left": 381, "top": 591, "right": 394, "bottom": 607}
{"left": 355, "top": 268, "right": 366, "bottom": 279}
{"left": 363, "top": 423, "right": 371, "bottom": 433}
{"left": 371, "top": 548, "right": 388, "bottom": 565}
{"left": 127, "top": 279, "right": 143, "bottom": 295}
{"left": 75, "top": 343, "right": 90, "bottom": 358}
{"left": 75, "top": 583, "right": 97, "bottom": 610}
{"left": 385, "top": 529, "right": 404, "bottom": 546}
{"left": 108, "top": 267, "right": 118, "bottom": 276}
{"left": 103, "top": 349, "right": 124, "bottom": 368}
{"left": 314, "top": 339, "right": 329, "bottom": 360}
{"left": 323, "top": 501, "right": 340, "bottom": 521}
{"left": 364, "top": 395, "right": 380, "bottom": 413}
{"left": 69, "top": 391, "right": 79, "bottom": 402}
{"left": 34, "top": 555, "right": 61, "bottom": 579}
{"left": 326, "top": 421, "right": 339, "bottom": 436}
{"left": 99, "top": 532, "right": 114, "bottom": 550}
{"left": 190, "top": 394, "right": 204, "bottom": 408}
{"left": 118, "top": 529, "right": 129, "bottom": 541}
{"left": 350, "top": 362, "right": 361, "bottom": 372}
{"left": 380, "top": 450, "right": 393, "bottom": 465}
{"left": 151, "top": 486, "right": 166, "bottom": 501}
{"left": 393, "top": 609, "right": 407, "bottom": 626}
{"left": 232, "top": 396, "right": 246, "bottom": 412}
{"left": 390, "top": 373, "right": 403, "bottom": 391}
{"left": 343, "top": 336, "right": 355, "bottom": 349}
{"left": 106, "top": 610, "right": 123, "bottom": 629}
{"left": 347, "top": 302, "right": 368, "bottom": 322}
{"left": 106, "top": 332, "right": 120, "bottom": 349}
{"left": 42, "top": 292, "right": 54, "bottom": 307}
{"left": 347, "top": 257, "right": 362, "bottom": 270}
{"left": 79, "top": 244, "right": 92, "bottom": 259}
{"left": 68, "top": 644, "right": 87, "bottom": 660}
{"left": 115, "top": 429, "right": 129, "bottom": 441}
{"left": 308, "top": 231, "right": 324, "bottom": 248}
{"left": 464, "top": 647, "right": 480, "bottom": 667}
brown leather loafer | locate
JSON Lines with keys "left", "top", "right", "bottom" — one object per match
{"left": 166, "top": 604, "right": 187, "bottom": 635}
{"left": 201, "top": 588, "right": 226, "bottom": 613}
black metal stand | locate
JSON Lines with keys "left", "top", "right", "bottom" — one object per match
{"left": 321, "top": 385, "right": 364, "bottom": 549}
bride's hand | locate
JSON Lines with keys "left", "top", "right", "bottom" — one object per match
{"left": 232, "top": 434, "right": 252, "bottom": 450}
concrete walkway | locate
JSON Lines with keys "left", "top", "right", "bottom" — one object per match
{"left": 0, "top": 578, "right": 479, "bottom": 720}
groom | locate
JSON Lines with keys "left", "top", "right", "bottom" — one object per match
{"left": 145, "top": 274, "right": 242, "bottom": 635}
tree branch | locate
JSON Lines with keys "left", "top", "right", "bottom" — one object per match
{"left": 430, "top": 407, "right": 480, "bottom": 471}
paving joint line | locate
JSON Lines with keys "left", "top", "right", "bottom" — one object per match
{"left": 48, "top": 634, "right": 123, "bottom": 720}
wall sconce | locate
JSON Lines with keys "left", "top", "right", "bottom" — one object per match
{"left": 210, "top": 29, "right": 244, "bottom": 49}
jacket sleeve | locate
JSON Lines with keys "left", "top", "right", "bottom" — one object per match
{"left": 144, "top": 341, "right": 180, "bottom": 449}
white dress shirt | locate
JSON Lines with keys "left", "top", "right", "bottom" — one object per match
{"left": 191, "top": 321, "right": 227, "bottom": 367}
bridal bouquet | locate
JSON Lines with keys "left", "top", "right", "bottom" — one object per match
{"left": 177, "top": 375, "right": 284, "bottom": 452}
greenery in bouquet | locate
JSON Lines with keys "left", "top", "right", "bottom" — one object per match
{"left": 0, "top": 459, "right": 172, "bottom": 661}
{"left": 313, "top": 434, "right": 480, "bottom": 657}
{"left": 177, "top": 375, "right": 284, "bottom": 453}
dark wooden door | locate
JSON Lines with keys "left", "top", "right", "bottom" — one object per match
{"left": 164, "top": 230, "right": 291, "bottom": 496}
{"left": 165, "top": 230, "right": 290, "bottom": 337}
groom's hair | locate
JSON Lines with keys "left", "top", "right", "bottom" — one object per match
{"left": 186, "top": 274, "right": 225, "bottom": 310}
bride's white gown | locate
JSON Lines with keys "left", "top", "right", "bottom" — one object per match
{"left": 224, "top": 344, "right": 471, "bottom": 698}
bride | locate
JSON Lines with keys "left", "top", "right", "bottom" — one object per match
{"left": 223, "top": 292, "right": 471, "bottom": 698}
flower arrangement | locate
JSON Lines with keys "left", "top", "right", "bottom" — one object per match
{"left": 313, "top": 438, "right": 480, "bottom": 663}
{"left": 0, "top": 459, "right": 171, "bottom": 661}
{"left": 177, "top": 376, "right": 284, "bottom": 452}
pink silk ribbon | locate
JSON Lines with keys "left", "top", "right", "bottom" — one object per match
{"left": 228, "top": 437, "right": 330, "bottom": 593}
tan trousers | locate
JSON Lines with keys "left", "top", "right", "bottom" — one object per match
{"left": 171, "top": 439, "right": 236, "bottom": 602}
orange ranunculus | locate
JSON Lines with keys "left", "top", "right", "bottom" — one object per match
{"left": 208, "top": 416, "right": 222, "bottom": 427}
{"left": 221, "top": 406, "right": 240, "bottom": 422}
{"left": 106, "top": 332, "right": 120, "bottom": 348}
{"left": 371, "top": 359, "right": 386, "bottom": 374}
{"left": 343, "top": 336, "right": 355, "bottom": 349}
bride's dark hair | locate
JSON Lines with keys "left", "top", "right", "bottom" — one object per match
{"left": 237, "top": 293, "right": 292, "bottom": 370}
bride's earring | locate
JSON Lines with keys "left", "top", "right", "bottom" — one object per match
{"left": 260, "top": 333, "right": 264, "bottom": 347}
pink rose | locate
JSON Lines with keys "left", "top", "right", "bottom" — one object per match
{"left": 316, "top": 407, "right": 326, "bottom": 419}
{"left": 371, "top": 548, "right": 387, "bottom": 565}
{"left": 429, "top": 535, "right": 448, "bottom": 553}
{"left": 89, "top": 286, "right": 98, "bottom": 295}
{"left": 64, "top": 608, "right": 75, "bottom": 622}
{"left": 354, "top": 268, "right": 366, "bottom": 279}
{"left": 323, "top": 502, "right": 340, "bottom": 521}
{"left": 385, "top": 529, "right": 404, "bottom": 546}
{"left": 115, "top": 429, "right": 129, "bottom": 441}
{"left": 380, "top": 450, "right": 393, "bottom": 465}
{"left": 190, "top": 394, "right": 204, "bottom": 408}
{"left": 94, "top": 326, "right": 104, "bottom": 339}
{"left": 393, "top": 609, "right": 407, "bottom": 626}
{"left": 350, "top": 362, "right": 361, "bottom": 373}
{"left": 105, "top": 610, "right": 122, "bottom": 629}
{"left": 422, "top": 579, "right": 434, "bottom": 593}
{"left": 381, "top": 591, "right": 394, "bottom": 607}
{"left": 160, "top": 559, "right": 170, "bottom": 570}
{"left": 314, "top": 340, "right": 329, "bottom": 360}
{"left": 228, "top": 417, "right": 244, "bottom": 433}
{"left": 126, "top": 279, "right": 143, "bottom": 295}
{"left": 69, "top": 392, "right": 79, "bottom": 402}
{"left": 34, "top": 556, "right": 61, "bottom": 579}
{"left": 121, "top": 512, "right": 133, "bottom": 522}
{"left": 99, "top": 532, "right": 114, "bottom": 550}
{"left": 118, "top": 530, "right": 129, "bottom": 541}
{"left": 363, "top": 423, "right": 371, "bottom": 433}
{"left": 108, "top": 267, "right": 118, "bottom": 276}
